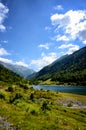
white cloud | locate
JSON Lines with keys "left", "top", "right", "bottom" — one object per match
{"left": 51, "top": 13, "right": 69, "bottom": 26}
{"left": 54, "top": 5, "right": 63, "bottom": 11}
{"left": 55, "top": 35, "right": 69, "bottom": 41}
{"left": 0, "top": 57, "right": 13, "bottom": 64}
{"left": 15, "top": 61, "right": 28, "bottom": 67}
{"left": 38, "top": 43, "right": 50, "bottom": 50}
{"left": 50, "top": 10, "right": 86, "bottom": 43}
{"left": 0, "top": 24, "right": 5, "bottom": 31}
{"left": 29, "top": 52, "right": 57, "bottom": 70}
{"left": 0, "top": 2, "right": 9, "bottom": 31}
{"left": 58, "top": 43, "right": 80, "bottom": 54}
{"left": 0, "top": 57, "right": 29, "bottom": 67}
{"left": 58, "top": 43, "right": 75, "bottom": 49}
{"left": 0, "top": 47, "right": 10, "bottom": 56}
{"left": 0, "top": 51, "right": 57, "bottom": 70}
{"left": 83, "top": 40, "right": 86, "bottom": 44}
{"left": 67, "top": 45, "right": 80, "bottom": 54}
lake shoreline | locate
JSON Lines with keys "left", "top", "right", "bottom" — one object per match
{"left": 31, "top": 85, "right": 86, "bottom": 95}
{"left": 31, "top": 84, "right": 86, "bottom": 87}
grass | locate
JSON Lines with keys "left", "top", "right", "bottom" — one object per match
{"left": 39, "top": 79, "right": 57, "bottom": 85}
{"left": 0, "top": 82, "right": 86, "bottom": 130}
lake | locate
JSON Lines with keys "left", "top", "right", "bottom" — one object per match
{"left": 32, "top": 85, "right": 86, "bottom": 95}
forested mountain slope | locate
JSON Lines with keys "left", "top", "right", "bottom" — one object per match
{"left": 0, "top": 61, "right": 35, "bottom": 78}
{"left": 30, "top": 46, "right": 86, "bottom": 85}
{"left": 0, "top": 64, "right": 26, "bottom": 84}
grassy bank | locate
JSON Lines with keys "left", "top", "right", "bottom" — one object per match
{"left": 0, "top": 82, "right": 86, "bottom": 130}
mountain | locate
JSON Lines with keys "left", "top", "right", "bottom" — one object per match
{"left": 0, "top": 64, "right": 26, "bottom": 84}
{"left": 0, "top": 61, "right": 35, "bottom": 78}
{"left": 29, "top": 46, "right": 86, "bottom": 85}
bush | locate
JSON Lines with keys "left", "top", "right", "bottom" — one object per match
{"left": 9, "top": 93, "right": 23, "bottom": 103}
{"left": 20, "top": 84, "right": 28, "bottom": 90}
{"left": 41, "top": 101, "right": 48, "bottom": 111}
{"left": 7, "top": 86, "right": 14, "bottom": 92}
{"left": 15, "top": 93, "right": 23, "bottom": 99}
{"left": 30, "top": 93, "right": 34, "bottom": 100}
{"left": 30, "top": 109, "right": 38, "bottom": 115}
{"left": 0, "top": 93, "right": 5, "bottom": 100}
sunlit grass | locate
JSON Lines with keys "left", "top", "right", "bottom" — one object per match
{"left": 0, "top": 82, "right": 86, "bottom": 130}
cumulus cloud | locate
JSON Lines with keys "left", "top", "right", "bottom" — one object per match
{"left": 58, "top": 43, "right": 80, "bottom": 54}
{"left": 29, "top": 52, "right": 57, "bottom": 70}
{"left": 0, "top": 2, "right": 9, "bottom": 31}
{"left": 38, "top": 43, "right": 50, "bottom": 50}
{"left": 50, "top": 10, "right": 86, "bottom": 43}
{"left": 54, "top": 5, "right": 63, "bottom": 11}
{"left": 0, "top": 47, "right": 10, "bottom": 56}
{"left": 15, "top": 61, "right": 28, "bottom": 67}
{"left": 0, "top": 57, "right": 13, "bottom": 64}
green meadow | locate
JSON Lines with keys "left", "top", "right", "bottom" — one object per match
{"left": 0, "top": 82, "right": 86, "bottom": 130}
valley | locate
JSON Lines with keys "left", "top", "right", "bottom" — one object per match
{"left": 0, "top": 47, "right": 86, "bottom": 130}
{"left": 0, "top": 1, "right": 86, "bottom": 129}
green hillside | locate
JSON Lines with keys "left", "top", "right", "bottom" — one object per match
{"left": 0, "top": 82, "right": 86, "bottom": 130}
{"left": 29, "top": 46, "right": 86, "bottom": 85}
{"left": 0, "top": 61, "right": 35, "bottom": 78}
{"left": 0, "top": 64, "right": 27, "bottom": 85}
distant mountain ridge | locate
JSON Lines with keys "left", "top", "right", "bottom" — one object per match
{"left": 0, "top": 61, "right": 35, "bottom": 78}
{"left": 29, "top": 46, "right": 86, "bottom": 85}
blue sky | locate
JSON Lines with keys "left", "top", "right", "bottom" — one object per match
{"left": 0, "top": 0, "right": 86, "bottom": 71}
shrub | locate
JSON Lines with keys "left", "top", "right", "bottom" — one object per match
{"left": 7, "top": 86, "right": 14, "bottom": 92}
{"left": 9, "top": 93, "right": 23, "bottom": 103}
{"left": 20, "top": 84, "right": 28, "bottom": 90}
{"left": 30, "top": 109, "right": 37, "bottom": 115}
{"left": 0, "top": 93, "right": 5, "bottom": 100}
{"left": 41, "top": 101, "right": 48, "bottom": 111}
{"left": 15, "top": 93, "right": 23, "bottom": 99}
{"left": 30, "top": 93, "right": 34, "bottom": 100}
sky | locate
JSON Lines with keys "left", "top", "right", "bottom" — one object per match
{"left": 0, "top": 0, "right": 86, "bottom": 71}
